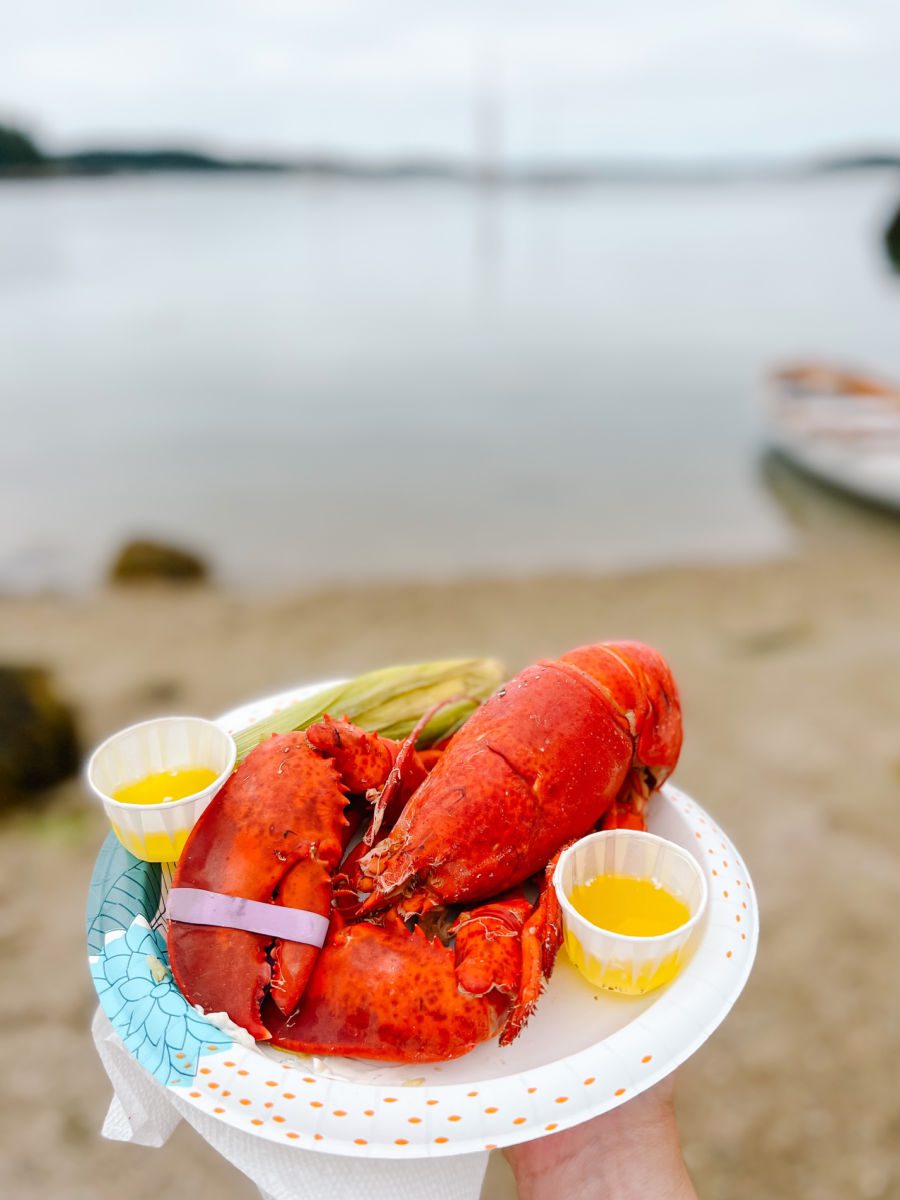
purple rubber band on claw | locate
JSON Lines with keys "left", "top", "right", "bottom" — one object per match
{"left": 166, "top": 887, "right": 329, "bottom": 947}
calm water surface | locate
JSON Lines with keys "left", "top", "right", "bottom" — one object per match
{"left": 2, "top": 173, "right": 899, "bottom": 589}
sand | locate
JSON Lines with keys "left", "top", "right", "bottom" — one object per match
{"left": 3, "top": 467, "right": 900, "bottom": 1199}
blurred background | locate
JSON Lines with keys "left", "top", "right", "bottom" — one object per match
{"left": 3, "top": 3, "right": 900, "bottom": 1198}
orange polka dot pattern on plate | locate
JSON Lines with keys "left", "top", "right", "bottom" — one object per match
{"left": 90, "top": 759, "right": 755, "bottom": 1159}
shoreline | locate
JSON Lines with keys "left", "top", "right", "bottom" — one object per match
{"left": 3, "top": 513, "right": 899, "bottom": 750}
{"left": 7, "top": 442, "right": 900, "bottom": 603}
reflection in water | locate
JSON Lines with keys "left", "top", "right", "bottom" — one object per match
{"left": 472, "top": 184, "right": 505, "bottom": 289}
{"left": 758, "top": 449, "right": 900, "bottom": 557}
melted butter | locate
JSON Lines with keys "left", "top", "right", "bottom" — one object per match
{"left": 111, "top": 824, "right": 192, "bottom": 863}
{"left": 569, "top": 874, "right": 690, "bottom": 937}
{"left": 112, "top": 766, "right": 218, "bottom": 806}
{"left": 564, "top": 930, "right": 683, "bottom": 994}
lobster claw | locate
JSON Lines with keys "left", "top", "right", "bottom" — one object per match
{"left": 452, "top": 889, "right": 533, "bottom": 999}
{"left": 167, "top": 718, "right": 427, "bottom": 1040}
{"left": 266, "top": 894, "right": 533, "bottom": 1063}
{"left": 167, "top": 733, "right": 349, "bottom": 1040}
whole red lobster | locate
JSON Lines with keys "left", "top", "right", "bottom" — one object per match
{"left": 169, "top": 641, "right": 682, "bottom": 1061}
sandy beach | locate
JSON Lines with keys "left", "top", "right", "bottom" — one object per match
{"left": 3, "top": 472, "right": 900, "bottom": 1200}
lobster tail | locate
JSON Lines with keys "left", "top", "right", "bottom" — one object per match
{"left": 560, "top": 641, "right": 682, "bottom": 784}
{"left": 358, "top": 640, "right": 683, "bottom": 926}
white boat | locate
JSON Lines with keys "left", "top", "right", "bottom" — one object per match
{"left": 764, "top": 362, "right": 900, "bottom": 511}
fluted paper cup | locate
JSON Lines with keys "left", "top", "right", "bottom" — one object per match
{"left": 87, "top": 716, "right": 236, "bottom": 863}
{"left": 554, "top": 829, "right": 708, "bottom": 995}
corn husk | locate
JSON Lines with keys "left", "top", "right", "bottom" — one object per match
{"left": 233, "top": 658, "right": 504, "bottom": 762}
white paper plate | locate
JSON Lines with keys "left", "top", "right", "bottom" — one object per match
{"left": 87, "top": 680, "right": 758, "bottom": 1159}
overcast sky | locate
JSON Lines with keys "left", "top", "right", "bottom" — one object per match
{"left": 3, "top": 1, "right": 899, "bottom": 163}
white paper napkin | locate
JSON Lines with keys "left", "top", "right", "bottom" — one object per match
{"left": 92, "top": 1009, "right": 490, "bottom": 1200}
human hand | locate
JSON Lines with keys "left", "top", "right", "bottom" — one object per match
{"left": 503, "top": 1076, "right": 697, "bottom": 1200}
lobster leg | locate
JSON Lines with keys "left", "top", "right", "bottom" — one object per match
{"left": 333, "top": 733, "right": 446, "bottom": 907}
{"left": 330, "top": 711, "right": 446, "bottom": 909}
{"left": 499, "top": 848, "right": 568, "bottom": 1046}
{"left": 363, "top": 701, "right": 448, "bottom": 846}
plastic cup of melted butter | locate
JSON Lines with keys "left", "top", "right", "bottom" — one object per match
{"left": 87, "top": 716, "right": 236, "bottom": 863}
{"left": 553, "top": 830, "right": 708, "bottom": 995}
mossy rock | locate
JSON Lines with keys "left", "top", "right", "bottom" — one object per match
{"left": 0, "top": 667, "right": 80, "bottom": 806}
{"left": 109, "top": 539, "right": 208, "bottom": 584}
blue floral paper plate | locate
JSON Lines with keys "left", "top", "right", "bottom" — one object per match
{"left": 87, "top": 836, "right": 233, "bottom": 1085}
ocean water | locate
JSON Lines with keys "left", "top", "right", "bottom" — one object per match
{"left": 2, "top": 172, "right": 899, "bottom": 591}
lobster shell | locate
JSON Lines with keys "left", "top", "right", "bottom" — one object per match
{"left": 358, "top": 640, "right": 682, "bottom": 913}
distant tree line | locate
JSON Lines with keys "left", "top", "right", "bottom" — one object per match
{"left": 0, "top": 121, "right": 283, "bottom": 176}
{"left": 0, "top": 124, "right": 44, "bottom": 168}
{"left": 2, "top": 117, "right": 900, "bottom": 272}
